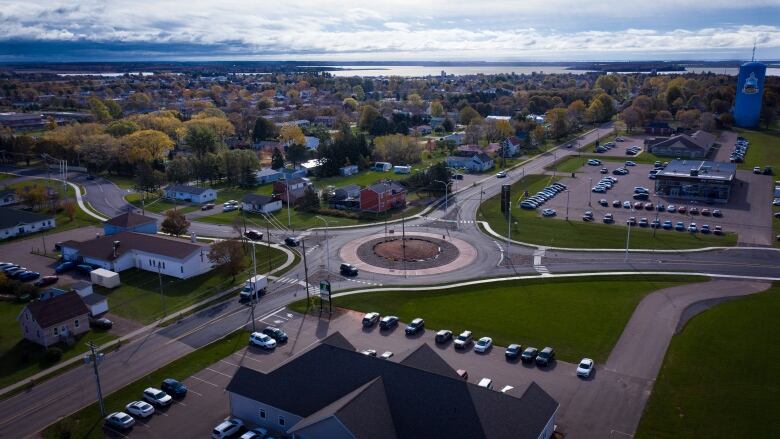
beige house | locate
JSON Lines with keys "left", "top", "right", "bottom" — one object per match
{"left": 17, "top": 291, "right": 90, "bottom": 348}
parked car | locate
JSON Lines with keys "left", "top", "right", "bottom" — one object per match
{"left": 17, "top": 271, "right": 40, "bottom": 282}
{"left": 405, "top": 318, "right": 425, "bottom": 335}
{"left": 380, "top": 351, "right": 394, "bottom": 359}
{"left": 478, "top": 378, "right": 493, "bottom": 389}
{"left": 435, "top": 329, "right": 453, "bottom": 344}
{"left": 201, "top": 203, "right": 215, "bottom": 211}
{"left": 650, "top": 219, "right": 661, "bottom": 228}
{"left": 505, "top": 344, "right": 522, "bottom": 360}
{"left": 689, "top": 207, "right": 699, "bottom": 215}
{"left": 474, "top": 337, "right": 493, "bottom": 353}
{"left": 379, "top": 315, "right": 399, "bottom": 330}
{"left": 582, "top": 211, "right": 594, "bottom": 222}
{"left": 454, "top": 330, "right": 473, "bottom": 349}
{"left": 603, "top": 213, "right": 614, "bottom": 224}
{"left": 587, "top": 159, "right": 602, "bottom": 166}
{"left": 600, "top": 167, "right": 609, "bottom": 174}
{"left": 105, "top": 412, "right": 135, "bottom": 430}
{"left": 677, "top": 205, "right": 687, "bottom": 214}
{"left": 701, "top": 224, "right": 711, "bottom": 234}
{"left": 161, "top": 378, "right": 188, "bottom": 397}
{"left": 89, "top": 317, "right": 113, "bottom": 329}
{"left": 521, "top": 347, "right": 539, "bottom": 363}
{"left": 644, "top": 203, "right": 654, "bottom": 210}
{"left": 662, "top": 220, "right": 673, "bottom": 230}
{"left": 611, "top": 200, "right": 621, "bottom": 207}
{"left": 541, "top": 208, "right": 556, "bottom": 217}
{"left": 626, "top": 217, "right": 637, "bottom": 226}
{"left": 142, "top": 387, "right": 172, "bottom": 407}
{"left": 701, "top": 208, "right": 711, "bottom": 216}
{"left": 240, "top": 428, "right": 270, "bottom": 439}
{"left": 625, "top": 160, "right": 636, "bottom": 166}
{"left": 54, "top": 261, "right": 77, "bottom": 273}
{"left": 125, "top": 401, "right": 155, "bottom": 418}
{"left": 361, "top": 349, "right": 377, "bottom": 356}
{"left": 576, "top": 358, "right": 595, "bottom": 378}
{"left": 212, "top": 418, "right": 244, "bottom": 439}
{"left": 666, "top": 205, "right": 676, "bottom": 213}
{"left": 261, "top": 327, "right": 288, "bottom": 343}
{"left": 76, "top": 264, "right": 95, "bottom": 274}
{"left": 712, "top": 209, "right": 723, "bottom": 217}
{"left": 622, "top": 201, "right": 631, "bottom": 209}
{"left": 457, "top": 369, "right": 469, "bottom": 380}
{"left": 222, "top": 203, "right": 239, "bottom": 212}
{"left": 340, "top": 263, "right": 358, "bottom": 276}
{"left": 675, "top": 221, "right": 686, "bottom": 231}
{"left": 638, "top": 218, "right": 649, "bottom": 227}
{"left": 535, "top": 347, "right": 556, "bottom": 367}
{"left": 754, "top": 166, "right": 762, "bottom": 174}
{"left": 633, "top": 201, "right": 644, "bottom": 210}
{"left": 244, "top": 229, "right": 263, "bottom": 240}
{"left": 33, "top": 275, "right": 58, "bottom": 287}
{"left": 714, "top": 225, "right": 723, "bottom": 235}
{"left": 362, "top": 312, "right": 380, "bottom": 327}
{"left": 688, "top": 223, "right": 698, "bottom": 233}
{"left": 249, "top": 332, "right": 277, "bottom": 349}
{"left": 284, "top": 236, "right": 300, "bottom": 247}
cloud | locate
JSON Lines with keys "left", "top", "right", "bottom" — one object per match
{"left": 0, "top": 0, "right": 779, "bottom": 60}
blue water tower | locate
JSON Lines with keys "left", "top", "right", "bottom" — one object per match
{"left": 733, "top": 61, "right": 766, "bottom": 128}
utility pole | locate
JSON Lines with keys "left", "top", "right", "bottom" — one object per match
{"left": 565, "top": 190, "right": 570, "bottom": 221}
{"left": 158, "top": 265, "right": 166, "bottom": 316}
{"left": 588, "top": 177, "right": 593, "bottom": 206}
{"left": 625, "top": 205, "right": 633, "bottom": 262}
{"left": 265, "top": 220, "right": 272, "bottom": 272}
{"left": 85, "top": 341, "right": 105, "bottom": 417}
{"left": 250, "top": 240, "right": 257, "bottom": 332}
{"left": 316, "top": 216, "right": 331, "bottom": 274}
{"left": 285, "top": 178, "right": 292, "bottom": 229}
{"left": 302, "top": 238, "right": 310, "bottom": 302}
{"left": 402, "top": 214, "right": 407, "bottom": 278}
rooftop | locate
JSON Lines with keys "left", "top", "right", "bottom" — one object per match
{"left": 0, "top": 207, "right": 53, "bottom": 229}
{"left": 658, "top": 160, "right": 737, "bottom": 181}
{"left": 60, "top": 231, "right": 206, "bottom": 261}
{"left": 164, "top": 184, "right": 214, "bottom": 195}
{"left": 23, "top": 291, "right": 89, "bottom": 329}
{"left": 104, "top": 211, "right": 156, "bottom": 228}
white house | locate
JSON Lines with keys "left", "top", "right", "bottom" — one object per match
{"left": 163, "top": 185, "right": 217, "bottom": 204}
{"left": 446, "top": 152, "right": 495, "bottom": 173}
{"left": 241, "top": 194, "right": 283, "bottom": 214}
{"left": 71, "top": 281, "right": 109, "bottom": 316}
{"left": 59, "top": 232, "right": 213, "bottom": 279}
{"left": 0, "top": 207, "right": 55, "bottom": 240}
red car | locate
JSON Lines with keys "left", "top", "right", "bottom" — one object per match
{"left": 34, "top": 275, "right": 58, "bottom": 287}
{"left": 201, "top": 203, "right": 215, "bottom": 211}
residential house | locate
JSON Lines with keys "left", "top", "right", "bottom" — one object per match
{"left": 456, "top": 144, "right": 498, "bottom": 157}
{"left": 17, "top": 291, "right": 90, "bottom": 348}
{"left": 0, "top": 112, "right": 45, "bottom": 131}
{"left": 0, "top": 189, "right": 18, "bottom": 206}
{"left": 645, "top": 130, "right": 716, "bottom": 159}
{"left": 273, "top": 178, "right": 309, "bottom": 206}
{"left": 410, "top": 125, "right": 432, "bottom": 136}
{"left": 255, "top": 168, "right": 283, "bottom": 185}
{"left": 0, "top": 207, "right": 55, "bottom": 240}
{"left": 225, "top": 332, "right": 558, "bottom": 439}
{"left": 60, "top": 232, "right": 212, "bottom": 279}
{"left": 360, "top": 182, "right": 406, "bottom": 212}
{"left": 241, "top": 194, "right": 283, "bottom": 214}
{"left": 441, "top": 132, "right": 465, "bottom": 145}
{"left": 446, "top": 152, "right": 495, "bottom": 173}
{"left": 163, "top": 185, "right": 217, "bottom": 204}
{"left": 280, "top": 168, "right": 308, "bottom": 180}
{"left": 314, "top": 116, "right": 336, "bottom": 127}
{"left": 339, "top": 165, "right": 359, "bottom": 176}
{"left": 328, "top": 184, "right": 361, "bottom": 210}
{"left": 304, "top": 136, "right": 320, "bottom": 150}
{"left": 644, "top": 121, "right": 674, "bottom": 136}
{"left": 501, "top": 136, "right": 524, "bottom": 157}
{"left": 429, "top": 117, "right": 445, "bottom": 130}
{"left": 103, "top": 211, "right": 157, "bottom": 236}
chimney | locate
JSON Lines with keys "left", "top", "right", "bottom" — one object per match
{"left": 190, "top": 232, "right": 197, "bottom": 243}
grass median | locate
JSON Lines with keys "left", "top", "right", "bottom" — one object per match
{"left": 290, "top": 274, "right": 706, "bottom": 363}
{"left": 636, "top": 283, "right": 780, "bottom": 438}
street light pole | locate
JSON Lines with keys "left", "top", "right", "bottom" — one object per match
{"left": 250, "top": 240, "right": 257, "bottom": 332}
{"left": 565, "top": 190, "right": 570, "bottom": 221}
{"left": 434, "top": 180, "right": 450, "bottom": 211}
{"left": 588, "top": 177, "right": 593, "bottom": 206}
{"left": 316, "top": 216, "right": 331, "bottom": 274}
{"left": 625, "top": 206, "right": 633, "bottom": 262}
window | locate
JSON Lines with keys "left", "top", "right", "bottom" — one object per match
{"left": 259, "top": 409, "right": 266, "bottom": 419}
{"left": 74, "top": 319, "right": 80, "bottom": 328}
{"left": 180, "top": 266, "right": 184, "bottom": 273}
{"left": 278, "top": 416, "right": 285, "bottom": 427}
{"left": 36, "top": 330, "right": 40, "bottom": 338}
{"left": 53, "top": 327, "right": 58, "bottom": 336}
{"left": 149, "top": 259, "right": 152, "bottom": 266}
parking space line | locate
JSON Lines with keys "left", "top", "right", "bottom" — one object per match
{"left": 158, "top": 411, "right": 169, "bottom": 417}
{"left": 190, "top": 375, "right": 219, "bottom": 387}
{"left": 105, "top": 426, "right": 129, "bottom": 438}
{"left": 175, "top": 401, "right": 187, "bottom": 407}
{"left": 187, "top": 388, "right": 203, "bottom": 397}
{"left": 206, "top": 367, "right": 233, "bottom": 378}
{"left": 220, "top": 359, "right": 239, "bottom": 367}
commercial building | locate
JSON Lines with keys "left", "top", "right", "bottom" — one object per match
{"left": 17, "top": 291, "right": 90, "bottom": 348}
{"left": 645, "top": 130, "right": 716, "bottom": 159}
{"left": 0, "top": 207, "right": 55, "bottom": 240}
{"left": 655, "top": 160, "right": 736, "bottom": 203}
{"left": 226, "top": 333, "right": 558, "bottom": 439}
{"left": 60, "top": 231, "right": 213, "bottom": 279}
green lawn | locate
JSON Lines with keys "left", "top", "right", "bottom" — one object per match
{"left": 733, "top": 128, "right": 780, "bottom": 171}
{"left": 636, "top": 284, "right": 780, "bottom": 438}
{"left": 98, "top": 244, "right": 289, "bottom": 324}
{"left": 291, "top": 275, "right": 705, "bottom": 363}
{"left": 0, "top": 301, "right": 117, "bottom": 390}
{"left": 125, "top": 193, "right": 201, "bottom": 215}
{"left": 43, "top": 329, "right": 249, "bottom": 439}
{"left": 101, "top": 174, "right": 136, "bottom": 190}
{"left": 478, "top": 174, "right": 737, "bottom": 249}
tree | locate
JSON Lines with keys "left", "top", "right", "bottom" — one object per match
{"left": 530, "top": 125, "right": 546, "bottom": 146}
{"left": 279, "top": 123, "right": 305, "bottom": 147}
{"left": 464, "top": 122, "right": 483, "bottom": 144}
{"left": 123, "top": 129, "right": 175, "bottom": 162}
{"left": 296, "top": 186, "right": 320, "bottom": 212}
{"left": 286, "top": 143, "right": 308, "bottom": 167}
{"left": 373, "top": 135, "right": 422, "bottom": 164}
{"left": 103, "top": 99, "right": 123, "bottom": 119}
{"left": 253, "top": 117, "right": 278, "bottom": 142}
{"left": 430, "top": 100, "right": 445, "bottom": 117}
{"left": 15, "top": 185, "right": 47, "bottom": 210}
{"left": 271, "top": 147, "right": 285, "bottom": 169}
{"left": 185, "top": 124, "right": 220, "bottom": 156}
{"left": 545, "top": 109, "right": 568, "bottom": 139}
{"left": 358, "top": 105, "right": 382, "bottom": 131}
{"left": 459, "top": 105, "right": 481, "bottom": 125}
{"left": 61, "top": 200, "right": 77, "bottom": 221}
{"left": 620, "top": 107, "right": 642, "bottom": 132}
{"left": 105, "top": 120, "right": 138, "bottom": 137}
{"left": 207, "top": 239, "right": 248, "bottom": 280}
{"left": 161, "top": 209, "right": 190, "bottom": 237}
{"left": 442, "top": 118, "right": 455, "bottom": 132}
{"left": 133, "top": 161, "right": 166, "bottom": 198}
{"left": 566, "top": 100, "right": 586, "bottom": 128}
{"left": 88, "top": 97, "right": 112, "bottom": 122}
{"left": 166, "top": 158, "right": 192, "bottom": 184}
{"left": 342, "top": 98, "right": 358, "bottom": 111}
{"left": 676, "top": 109, "right": 701, "bottom": 129}
{"left": 700, "top": 112, "right": 717, "bottom": 132}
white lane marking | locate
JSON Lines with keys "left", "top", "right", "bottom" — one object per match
{"left": 187, "top": 388, "right": 203, "bottom": 397}
{"left": 220, "top": 359, "right": 239, "bottom": 368}
{"left": 206, "top": 367, "right": 233, "bottom": 378}
{"left": 190, "top": 375, "right": 219, "bottom": 387}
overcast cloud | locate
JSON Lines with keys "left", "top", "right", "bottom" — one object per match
{"left": 0, "top": 0, "right": 779, "bottom": 61}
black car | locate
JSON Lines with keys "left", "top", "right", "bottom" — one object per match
{"left": 632, "top": 193, "right": 649, "bottom": 200}
{"left": 505, "top": 344, "right": 522, "bottom": 360}
{"left": 435, "top": 329, "right": 453, "bottom": 344}
{"left": 379, "top": 315, "right": 399, "bottom": 330}
{"left": 89, "top": 317, "right": 113, "bottom": 330}
{"left": 244, "top": 229, "right": 263, "bottom": 240}
{"left": 340, "top": 263, "right": 358, "bottom": 276}
{"left": 521, "top": 347, "right": 539, "bottom": 364}
{"left": 535, "top": 347, "right": 556, "bottom": 367}
{"left": 405, "top": 318, "right": 425, "bottom": 335}
{"left": 284, "top": 237, "right": 300, "bottom": 247}
{"left": 262, "top": 327, "right": 288, "bottom": 343}
{"left": 160, "top": 378, "right": 188, "bottom": 397}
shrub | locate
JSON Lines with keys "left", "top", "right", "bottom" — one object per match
{"left": 44, "top": 347, "right": 63, "bottom": 364}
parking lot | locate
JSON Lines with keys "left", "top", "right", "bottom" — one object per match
{"left": 112, "top": 306, "right": 655, "bottom": 438}
{"left": 539, "top": 158, "right": 773, "bottom": 245}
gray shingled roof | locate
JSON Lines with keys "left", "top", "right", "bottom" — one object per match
{"left": 25, "top": 291, "right": 89, "bottom": 328}
{"left": 104, "top": 211, "right": 156, "bottom": 228}
{"left": 60, "top": 231, "right": 205, "bottom": 261}
{"left": 0, "top": 207, "right": 53, "bottom": 229}
{"left": 164, "top": 184, "right": 214, "bottom": 195}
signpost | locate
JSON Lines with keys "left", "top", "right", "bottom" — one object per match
{"left": 319, "top": 280, "right": 331, "bottom": 314}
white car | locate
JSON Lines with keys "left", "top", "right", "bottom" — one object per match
{"left": 496, "top": 171, "right": 507, "bottom": 178}
{"left": 142, "top": 387, "right": 172, "bottom": 407}
{"left": 125, "top": 400, "right": 155, "bottom": 418}
{"left": 542, "top": 208, "right": 556, "bottom": 217}
{"left": 250, "top": 332, "right": 277, "bottom": 349}
{"left": 212, "top": 418, "right": 244, "bottom": 439}
{"left": 474, "top": 337, "right": 493, "bottom": 353}
{"left": 576, "top": 358, "right": 595, "bottom": 378}
{"left": 105, "top": 411, "right": 135, "bottom": 430}
{"left": 380, "top": 351, "right": 394, "bottom": 359}
{"left": 241, "top": 427, "right": 269, "bottom": 439}
{"left": 625, "top": 160, "right": 636, "bottom": 166}
{"left": 478, "top": 378, "right": 493, "bottom": 389}
{"left": 500, "top": 385, "right": 514, "bottom": 393}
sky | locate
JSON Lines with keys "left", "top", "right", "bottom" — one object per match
{"left": 1, "top": 0, "right": 780, "bottom": 62}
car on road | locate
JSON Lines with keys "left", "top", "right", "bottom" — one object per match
{"left": 33, "top": 275, "right": 58, "bottom": 287}
{"left": 249, "top": 332, "right": 277, "bottom": 349}
{"left": 17, "top": 271, "right": 40, "bottom": 282}
{"left": 284, "top": 236, "right": 300, "bottom": 247}
{"left": 142, "top": 387, "right": 172, "bottom": 407}
{"left": 89, "top": 317, "right": 113, "bottom": 329}
{"left": 201, "top": 203, "right": 215, "bottom": 211}
{"left": 86, "top": 174, "right": 96, "bottom": 180}
{"left": 54, "top": 261, "right": 77, "bottom": 273}
{"left": 161, "top": 378, "right": 188, "bottom": 397}
{"left": 603, "top": 213, "right": 614, "bottom": 224}
{"left": 240, "top": 428, "right": 270, "bottom": 439}
{"left": 521, "top": 347, "right": 539, "bottom": 363}
{"left": 496, "top": 171, "right": 507, "bottom": 178}
{"left": 405, "top": 318, "right": 425, "bottom": 335}
{"left": 340, "top": 263, "right": 359, "bottom": 276}
{"left": 125, "top": 401, "right": 154, "bottom": 418}
{"left": 454, "top": 330, "right": 473, "bottom": 349}
{"left": 222, "top": 202, "right": 239, "bottom": 212}
{"left": 244, "top": 229, "right": 263, "bottom": 240}
{"left": 362, "top": 312, "right": 380, "bottom": 327}
{"left": 212, "top": 418, "right": 244, "bottom": 439}
{"left": 541, "top": 208, "right": 556, "bottom": 217}
{"left": 474, "top": 337, "right": 493, "bottom": 353}
{"left": 379, "top": 315, "right": 399, "bottom": 330}
{"left": 505, "top": 344, "right": 522, "bottom": 360}
{"left": 435, "top": 329, "right": 453, "bottom": 344}
{"left": 536, "top": 347, "right": 556, "bottom": 367}
{"left": 262, "top": 327, "right": 288, "bottom": 343}
{"left": 576, "top": 358, "right": 595, "bottom": 378}
{"left": 105, "top": 412, "right": 135, "bottom": 430}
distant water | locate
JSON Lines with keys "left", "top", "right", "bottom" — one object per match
{"left": 57, "top": 72, "right": 156, "bottom": 77}
{"left": 321, "top": 65, "right": 780, "bottom": 77}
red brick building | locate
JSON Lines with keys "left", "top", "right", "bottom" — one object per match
{"left": 360, "top": 182, "right": 407, "bottom": 213}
